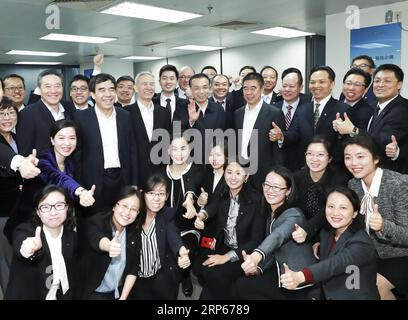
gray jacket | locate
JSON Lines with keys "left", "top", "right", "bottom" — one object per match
{"left": 348, "top": 169, "right": 408, "bottom": 259}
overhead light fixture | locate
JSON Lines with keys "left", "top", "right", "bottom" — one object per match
{"left": 251, "top": 27, "right": 315, "bottom": 38}
{"left": 6, "top": 50, "right": 66, "bottom": 57}
{"left": 171, "top": 45, "right": 225, "bottom": 51}
{"left": 41, "top": 33, "right": 116, "bottom": 44}
{"left": 15, "top": 61, "right": 62, "bottom": 65}
{"left": 121, "top": 56, "right": 164, "bottom": 60}
{"left": 101, "top": 1, "right": 201, "bottom": 23}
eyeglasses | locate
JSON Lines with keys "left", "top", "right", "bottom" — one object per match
{"left": 262, "top": 183, "right": 287, "bottom": 193}
{"left": 351, "top": 63, "right": 371, "bottom": 69}
{"left": 38, "top": 202, "right": 67, "bottom": 213}
{"left": 4, "top": 86, "right": 24, "bottom": 92}
{"left": 71, "top": 86, "right": 88, "bottom": 93}
{"left": 305, "top": 152, "right": 328, "bottom": 160}
{"left": 344, "top": 81, "right": 365, "bottom": 88}
{"left": 116, "top": 202, "right": 139, "bottom": 214}
{"left": 373, "top": 79, "right": 395, "bottom": 86}
{"left": 0, "top": 111, "right": 18, "bottom": 119}
{"left": 146, "top": 191, "right": 167, "bottom": 198}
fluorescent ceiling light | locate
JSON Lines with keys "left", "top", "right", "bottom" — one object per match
{"left": 101, "top": 1, "right": 201, "bottom": 23}
{"left": 353, "top": 43, "right": 391, "bottom": 49}
{"left": 6, "top": 50, "right": 66, "bottom": 57}
{"left": 171, "top": 45, "right": 225, "bottom": 51}
{"left": 15, "top": 61, "right": 62, "bottom": 65}
{"left": 251, "top": 27, "right": 315, "bottom": 38}
{"left": 121, "top": 56, "right": 164, "bottom": 60}
{"left": 41, "top": 33, "right": 116, "bottom": 44}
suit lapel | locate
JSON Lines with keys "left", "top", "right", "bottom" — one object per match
{"left": 369, "top": 96, "right": 399, "bottom": 133}
{"left": 89, "top": 109, "right": 104, "bottom": 157}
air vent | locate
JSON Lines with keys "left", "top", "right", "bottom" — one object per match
{"left": 142, "top": 41, "right": 163, "bottom": 47}
{"left": 211, "top": 21, "right": 259, "bottom": 30}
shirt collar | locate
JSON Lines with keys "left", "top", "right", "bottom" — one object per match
{"left": 283, "top": 97, "right": 300, "bottom": 109}
{"left": 95, "top": 104, "right": 116, "bottom": 119}
{"left": 361, "top": 167, "right": 383, "bottom": 197}
{"left": 137, "top": 99, "right": 153, "bottom": 111}
{"left": 42, "top": 99, "right": 64, "bottom": 114}
{"left": 245, "top": 98, "right": 263, "bottom": 111}
{"left": 313, "top": 95, "right": 331, "bottom": 108}
{"left": 378, "top": 95, "right": 398, "bottom": 111}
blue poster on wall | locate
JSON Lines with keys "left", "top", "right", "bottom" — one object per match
{"left": 350, "top": 22, "right": 401, "bottom": 66}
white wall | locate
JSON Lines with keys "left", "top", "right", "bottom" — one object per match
{"left": 326, "top": 1, "right": 408, "bottom": 98}
{"left": 133, "top": 37, "right": 306, "bottom": 92}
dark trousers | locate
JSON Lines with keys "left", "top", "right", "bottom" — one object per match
{"left": 130, "top": 269, "right": 178, "bottom": 300}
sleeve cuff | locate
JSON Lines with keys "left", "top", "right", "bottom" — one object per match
{"left": 391, "top": 146, "right": 400, "bottom": 161}
{"left": 10, "top": 155, "right": 24, "bottom": 172}
{"left": 227, "top": 250, "right": 239, "bottom": 262}
{"left": 302, "top": 268, "right": 314, "bottom": 284}
{"left": 253, "top": 248, "right": 265, "bottom": 263}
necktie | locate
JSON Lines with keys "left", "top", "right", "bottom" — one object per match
{"left": 165, "top": 98, "right": 172, "bottom": 113}
{"left": 368, "top": 106, "right": 381, "bottom": 131}
{"left": 218, "top": 100, "right": 225, "bottom": 110}
{"left": 284, "top": 105, "right": 293, "bottom": 130}
{"left": 313, "top": 103, "right": 320, "bottom": 129}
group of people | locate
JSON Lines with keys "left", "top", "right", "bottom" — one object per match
{"left": 0, "top": 53, "right": 408, "bottom": 300}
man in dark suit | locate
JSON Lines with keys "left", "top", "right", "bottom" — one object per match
{"left": 176, "top": 66, "right": 195, "bottom": 99}
{"left": 286, "top": 66, "right": 346, "bottom": 167}
{"left": 260, "top": 65, "right": 279, "bottom": 104}
{"left": 125, "top": 72, "right": 171, "bottom": 189}
{"left": 234, "top": 72, "right": 284, "bottom": 191}
{"left": 209, "top": 74, "right": 235, "bottom": 129}
{"left": 152, "top": 64, "right": 188, "bottom": 122}
{"left": 75, "top": 73, "right": 139, "bottom": 215}
{"left": 16, "top": 69, "right": 76, "bottom": 156}
{"left": 269, "top": 68, "right": 310, "bottom": 171}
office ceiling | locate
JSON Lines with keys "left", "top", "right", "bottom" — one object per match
{"left": 0, "top": 0, "right": 401, "bottom": 65}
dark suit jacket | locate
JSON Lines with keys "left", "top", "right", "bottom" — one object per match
{"left": 343, "top": 98, "right": 373, "bottom": 131}
{"left": 308, "top": 226, "right": 379, "bottom": 300}
{"left": 204, "top": 186, "right": 265, "bottom": 260}
{"left": 0, "top": 141, "right": 16, "bottom": 168}
{"left": 16, "top": 99, "right": 75, "bottom": 156}
{"left": 275, "top": 95, "right": 310, "bottom": 171}
{"left": 125, "top": 101, "right": 171, "bottom": 189}
{"left": 234, "top": 102, "right": 285, "bottom": 190}
{"left": 290, "top": 97, "right": 347, "bottom": 166}
{"left": 209, "top": 94, "right": 235, "bottom": 129}
{"left": 74, "top": 107, "right": 139, "bottom": 198}
{"left": 5, "top": 221, "right": 77, "bottom": 300}
{"left": 366, "top": 95, "right": 408, "bottom": 173}
{"left": 231, "top": 88, "right": 246, "bottom": 111}
{"left": 79, "top": 211, "right": 141, "bottom": 298}
{"left": 152, "top": 93, "right": 188, "bottom": 124}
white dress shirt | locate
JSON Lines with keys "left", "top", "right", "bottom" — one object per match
{"left": 42, "top": 99, "right": 65, "bottom": 121}
{"left": 160, "top": 94, "right": 176, "bottom": 119}
{"left": 241, "top": 99, "right": 263, "bottom": 159}
{"left": 137, "top": 99, "right": 154, "bottom": 142}
{"left": 313, "top": 95, "right": 331, "bottom": 119}
{"left": 95, "top": 106, "right": 121, "bottom": 169}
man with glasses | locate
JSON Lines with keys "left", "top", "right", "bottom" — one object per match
{"left": 3, "top": 74, "right": 26, "bottom": 111}
{"left": 340, "top": 55, "right": 377, "bottom": 107}
{"left": 68, "top": 74, "right": 91, "bottom": 110}
{"left": 176, "top": 66, "right": 195, "bottom": 99}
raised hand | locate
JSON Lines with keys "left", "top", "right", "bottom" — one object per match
{"left": 19, "top": 149, "right": 41, "bottom": 179}
{"left": 268, "top": 121, "right": 283, "bottom": 142}
{"left": 79, "top": 184, "right": 96, "bottom": 207}
{"left": 198, "top": 187, "right": 208, "bottom": 207}
{"left": 241, "top": 250, "right": 262, "bottom": 276}
{"left": 280, "top": 263, "right": 305, "bottom": 290}
{"left": 385, "top": 135, "right": 399, "bottom": 159}
{"left": 369, "top": 203, "right": 384, "bottom": 232}
{"left": 109, "top": 230, "right": 121, "bottom": 258}
{"left": 20, "top": 226, "right": 42, "bottom": 258}
{"left": 93, "top": 54, "right": 104, "bottom": 68}
{"left": 292, "top": 223, "right": 307, "bottom": 243}
{"left": 178, "top": 246, "right": 191, "bottom": 269}
{"left": 187, "top": 99, "right": 200, "bottom": 125}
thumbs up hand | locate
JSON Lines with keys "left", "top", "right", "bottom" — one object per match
{"left": 241, "top": 250, "right": 262, "bottom": 276}
{"left": 269, "top": 121, "right": 283, "bottom": 142}
{"left": 19, "top": 149, "right": 41, "bottom": 179}
{"left": 178, "top": 246, "right": 191, "bottom": 269}
{"left": 280, "top": 263, "right": 305, "bottom": 290}
{"left": 333, "top": 112, "right": 355, "bottom": 135}
{"left": 385, "top": 135, "right": 399, "bottom": 159}
{"left": 20, "top": 226, "right": 43, "bottom": 258}
{"left": 109, "top": 230, "right": 122, "bottom": 258}
{"left": 369, "top": 203, "right": 384, "bottom": 233}
{"left": 198, "top": 187, "right": 209, "bottom": 207}
{"left": 292, "top": 223, "right": 307, "bottom": 243}
{"left": 78, "top": 185, "right": 96, "bottom": 207}
{"left": 194, "top": 213, "right": 205, "bottom": 230}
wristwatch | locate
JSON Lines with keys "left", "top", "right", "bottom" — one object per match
{"left": 350, "top": 126, "right": 359, "bottom": 137}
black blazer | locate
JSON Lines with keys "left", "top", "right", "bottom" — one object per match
{"left": 0, "top": 141, "right": 16, "bottom": 168}
{"left": 209, "top": 93, "right": 235, "bottom": 129}
{"left": 16, "top": 99, "right": 75, "bottom": 156}
{"left": 343, "top": 98, "right": 373, "bottom": 131}
{"left": 74, "top": 107, "right": 139, "bottom": 196}
{"left": 79, "top": 211, "right": 141, "bottom": 298}
{"left": 152, "top": 93, "right": 188, "bottom": 123}
{"left": 366, "top": 95, "right": 408, "bottom": 173}
{"left": 0, "top": 133, "right": 21, "bottom": 216}
{"left": 125, "top": 102, "right": 171, "bottom": 189}
{"left": 204, "top": 186, "right": 265, "bottom": 260}
{"left": 234, "top": 102, "right": 285, "bottom": 190}
{"left": 5, "top": 222, "right": 77, "bottom": 300}
{"left": 231, "top": 88, "right": 246, "bottom": 111}
{"left": 309, "top": 226, "right": 379, "bottom": 300}
{"left": 275, "top": 95, "right": 310, "bottom": 171}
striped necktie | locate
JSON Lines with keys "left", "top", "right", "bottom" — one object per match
{"left": 285, "top": 105, "right": 293, "bottom": 130}
{"left": 313, "top": 103, "right": 320, "bottom": 129}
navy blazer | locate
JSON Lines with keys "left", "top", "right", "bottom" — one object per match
{"left": 16, "top": 99, "right": 75, "bottom": 156}
{"left": 79, "top": 211, "right": 141, "bottom": 298}
{"left": 308, "top": 226, "right": 379, "bottom": 300}
{"left": 366, "top": 95, "right": 408, "bottom": 173}
{"left": 74, "top": 107, "right": 139, "bottom": 196}
{"left": 234, "top": 102, "right": 285, "bottom": 190}
{"left": 343, "top": 98, "right": 373, "bottom": 131}
{"left": 5, "top": 222, "right": 77, "bottom": 300}
{"left": 209, "top": 94, "right": 235, "bottom": 129}
{"left": 125, "top": 101, "right": 171, "bottom": 188}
